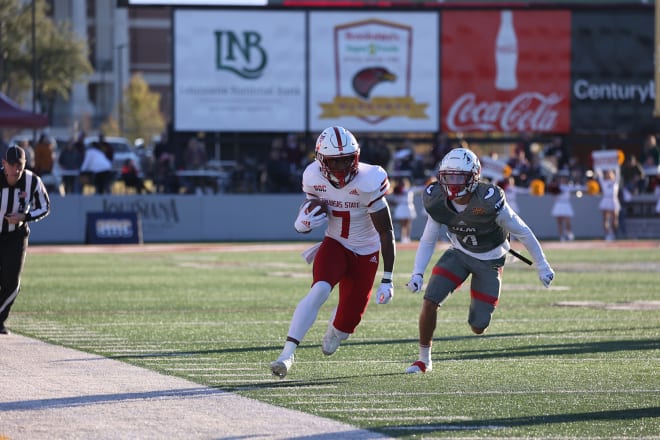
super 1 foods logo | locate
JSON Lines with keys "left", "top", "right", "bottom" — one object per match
{"left": 319, "top": 19, "right": 428, "bottom": 124}
{"left": 215, "top": 30, "right": 267, "bottom": 79}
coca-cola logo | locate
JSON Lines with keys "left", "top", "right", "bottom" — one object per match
{"left": 446, "top": 92, "right": 563, "bottom": 132}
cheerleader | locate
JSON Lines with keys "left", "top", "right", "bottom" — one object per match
{"left": 596, "top": 168, "right": 621, "bottom": 241}
{"left": 548, "top": 172, "right": 583, "bottom": 241}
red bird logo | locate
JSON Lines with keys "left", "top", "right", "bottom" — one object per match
{"left": 352, "top": 67, "right": 396, "bottom": 99}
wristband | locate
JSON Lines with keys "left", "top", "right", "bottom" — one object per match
{"left": 381, "top": 271, "right": 393, "bottom": 283}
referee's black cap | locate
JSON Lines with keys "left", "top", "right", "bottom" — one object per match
{"left": 5, "top": 145, "right": 26, "bottom": 165}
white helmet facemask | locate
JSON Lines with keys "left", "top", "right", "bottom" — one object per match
{"left": 438, "top": 148, "right": 481, "bottom": 200}
{"left": 315, "top": 126, "right": 360, "bottom": 188}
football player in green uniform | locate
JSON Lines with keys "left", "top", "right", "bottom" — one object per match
{"left": 405, "top": 148, "right": 554, "bottom": 374}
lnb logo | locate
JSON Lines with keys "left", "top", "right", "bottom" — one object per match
{"left": 96, "top": 219, "right": 134, "bottom": 238}
{"left": 214, "top": 30, "right": 267, "bottom": 79}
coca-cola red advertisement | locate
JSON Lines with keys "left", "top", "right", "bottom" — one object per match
{"left": 441, "top": 10, "right": 571, "bottom": 134}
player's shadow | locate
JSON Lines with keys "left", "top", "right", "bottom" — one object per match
{"left": 381, "top": 406, "right": 660, "bottom": 437}
{"left": 337, "top": 325, "right": 660, "bottom": 360}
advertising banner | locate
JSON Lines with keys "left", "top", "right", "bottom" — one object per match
{"left": 442, "top": 10, "right": 571, "bottom": 134}
{"left": 572, "top": 11, "right": 660, "bottom": 133}
{"left": 85, "top": 212, "right": 142, "bottom": 245}
{"left": 173, "top": 10, "right": 306, "bottom": 132}
{"left": 309, "top": 12, "right": 439, "bottom": 132}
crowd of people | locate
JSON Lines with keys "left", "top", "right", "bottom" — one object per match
{"left": 1, "top": 131, "right": 658, "bottom": 214}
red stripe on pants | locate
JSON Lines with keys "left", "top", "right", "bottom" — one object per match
{"left": 471, "top": 289, "right": 499, "bottom": 306}
{"left": 431, "top": 266, "right": 463, "bottom": 289}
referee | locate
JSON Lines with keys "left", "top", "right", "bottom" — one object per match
{"left": 0, "top": 145, "right": 50, "bottom": 334}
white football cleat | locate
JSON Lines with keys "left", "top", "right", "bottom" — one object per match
{"left": 270, "top": 354, "right": 294, "bottom": 378}
{"left": 405, "top": 360, "right": 432, "bottom": 374}
{"left": 322, "top": 325, "right": 349, "bottom": 356}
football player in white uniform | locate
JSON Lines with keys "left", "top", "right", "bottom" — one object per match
{"left": 404, "top": 148, "right": 554, "bottom": 374}
{"left": 270, "top": 126, "right": 396, "bottom": 378}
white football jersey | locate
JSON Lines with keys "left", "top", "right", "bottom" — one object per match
{"left": 302, "top": 161, "right": 390, "bottom": 255}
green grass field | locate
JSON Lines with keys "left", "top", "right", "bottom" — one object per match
{"left": 11, "top": 241, "right": 660, "bottom": 439}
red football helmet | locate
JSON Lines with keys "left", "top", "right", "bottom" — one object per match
{"left": 315, "top": 126, "right": 360, "bottom": 188}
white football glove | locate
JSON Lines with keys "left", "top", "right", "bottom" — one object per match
{"left": 406, "top": 273, "right": 424, "bottom": 293}
{"left": 538, "top": 264, "right": 555, "bottom": 288}
{"left": 375, "top": 281, "right": 394, "bottom": 304}
{"left": 294, "top": 202, "right": 328, "bottom": 233}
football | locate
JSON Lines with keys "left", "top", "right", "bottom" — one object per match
{"left": 304, "top": 199, "right": 329, "bottom": 216}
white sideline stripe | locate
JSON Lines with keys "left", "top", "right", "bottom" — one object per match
{"left": 266, "top": 389, "right": 660, "bottom": 397}
{"left": 189, "top": 374, "right": 277, "bottom": 379}
{"left": 290, "top": 400, "right": 400, "bottom": 405}
{"left": 387, "top": 424, "right": 505, "bottom": 431}
{"left": 168, "top": 367, "right": 264, "bottom": 371}
{"left": 237, "top": 385, "right": 339, "bottom": 391}
{"left": 317, "top": 408, "right": 440, "bottom": 413}
{"left": 352, "top": 416, "right": 473, "bottom": 422}
{"left": 23, "top": 313, "right": 650, "bottom": 329}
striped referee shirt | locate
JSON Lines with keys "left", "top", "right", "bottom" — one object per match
{"left": 0, "top": 168, "right": 50, "bottom": 234}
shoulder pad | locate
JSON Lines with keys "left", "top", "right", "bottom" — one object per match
{"left": 422, "top": 181, "right": 444, "bottom": 209}
{"left": 356, "top": 164, "right": 389, "bottom": 194}
{"left": 476, "top": 182, "right": 506, "bottom": 211}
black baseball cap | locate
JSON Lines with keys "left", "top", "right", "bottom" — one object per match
{"left": 5, "top": 145, "right": 26, "bottom": 165}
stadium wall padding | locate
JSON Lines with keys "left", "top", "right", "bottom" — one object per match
{"left": 28, "top": 193, "right": 623, "bottom": 244}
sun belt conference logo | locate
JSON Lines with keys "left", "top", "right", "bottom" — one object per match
{"left": 319, "top": 19, "right": 428, "bottom": 124}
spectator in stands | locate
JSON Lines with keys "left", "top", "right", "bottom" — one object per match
{"left": 183, "top": 136, "right": 207, "bottom": 171}
{"left": 16, "top": 139, "right": 35, "bottom": 172}
{"left": 515, "top": 131, "right": 534, "bottom": 162}
{"left": 507, "top": 148, "right": 532, "bottom": 187}
{"left": 58, "top": 140, "right": 83, "bottom": 194}
{"left": 265, "top": 144, "right": 295, "bottom": 193}
{"left": 121, "top": 159, "right": 151, "bottom": 194}
{"left": 33, "top": 133, "right": 55, "bottom": 177}
{"left": 388, "top": 177, "right": 419, "bottom": 243}
{"left": 544, "top": 136, "right": 570, "bottom": 172}
{"left": 95, "top": 133, "right": 113, "bottom": 163}
{"left": 182, "top": 136, "right": 212, "bottom": 194}
{"left": 393, "top": 140, "right": 415, "bottom": 176}
{"left": 640, "top": 134, "right": 659, "bottom": 168}
{"left": 285, "top": 133, "right": 303, "bottom": 173}
{"left": 80, "top": 142, "right": 114, "bottom": 194}
{"left": 153, "top": 131, "right": 179, "bottom": 193}
{"left": 566, "top": 156, "right": 587, "bottom": 185}
{"left": 497, "top": 175, "right": 528, "bottom": 217}
{"left": 371, "top": 137, "right": 392, "bottom": 170}
{"left": 525, "top": 154, "right": 545, "bottom": 186}
{"left": 620, "top": 154, "right": 646, "bottom": 196}
{"left": 431, "top": 132, "right": 453, "bottom": 168}
{"left": 72, "top": 131, "right": 86, "bottom": 161}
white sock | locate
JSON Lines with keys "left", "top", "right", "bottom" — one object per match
{"left": 280, "top": 341, "right": 298, "bottom": 359}
{"left": 287, "top": 281, "right": 332, "bottom": 342}
{"left": 419, "top": 345, "right": 431, "bottom": 366}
